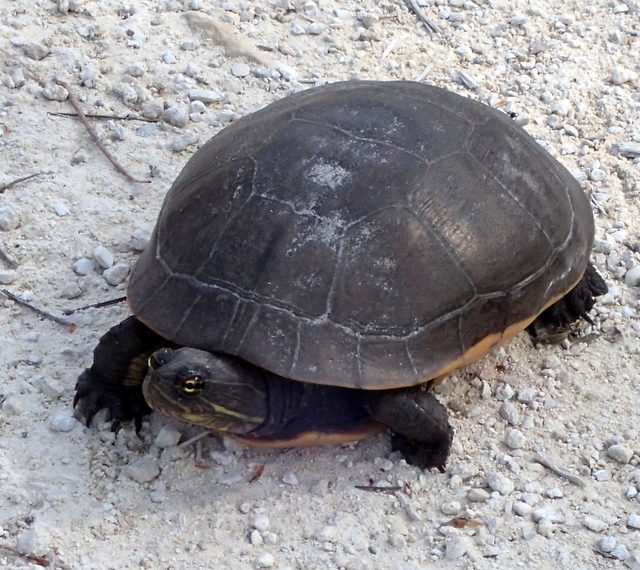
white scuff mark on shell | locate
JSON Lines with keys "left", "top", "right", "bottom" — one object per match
{"left": 306, "top": 160, "right": 351, "bottom": 191}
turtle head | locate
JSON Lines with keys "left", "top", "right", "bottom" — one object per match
{"left": 142, "top": 347, "right": 268, "bottom": 435}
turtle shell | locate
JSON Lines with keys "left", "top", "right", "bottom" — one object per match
{"left": 128, "top": 81, "right": 594, "bottom": 389}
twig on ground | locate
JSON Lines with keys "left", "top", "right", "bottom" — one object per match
{"left": 0, "top": 543, "right": 75, "bottom": 570}
{"left": 404, "top": 0, "right": 441, "bottom": 34}
{"left": 0, "top": 171, "right": 50, "bottom": 193}
{"left": 49, "top": 111, "right": 158, "bottom": 123}
{"left": 194, "top": 438, "right": 211, "bottom": 469}
{"left": 533, "top": 452, "right": 586, "bottom": 487}
{"left": 59, "top": 82, "right": 151, "bottom": 184}
{"left": 179, "top": 431, "right": 211, "bottom": 448}
{"left": 63, "top": 296, "right": 126, "bottom": 315}
{"left": 1, "top": 288, "right": 71, "bottom": 326}
{"left": 355, "top": 484, "right": 403, "bottom": 494}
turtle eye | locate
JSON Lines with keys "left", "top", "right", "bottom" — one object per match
{"left": 148, "top": 348, "right": 173, "bottom": 370}
{"left": 178, "top": 374, "right": 206, "bottom": 396}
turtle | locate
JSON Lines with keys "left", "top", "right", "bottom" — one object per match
{"left": 74, "top": 80, "right": 607, "bottom": 471}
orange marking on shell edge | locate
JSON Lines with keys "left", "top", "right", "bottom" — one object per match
{"left": 230, "top": 422, "right": 385, "bottom": 448}
{"left": 426, "top": 276, "right": 583, "bottom": 382}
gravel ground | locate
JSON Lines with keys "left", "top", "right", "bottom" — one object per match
{"left": 1, "top": 0, "right": 639, "bottom": 569}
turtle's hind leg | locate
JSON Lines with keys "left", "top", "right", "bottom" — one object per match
{"left": 527, "top": 263, "right": 607, "bottom": 344}
{"left": 365, "top": 387, "right": 453, "bottom": 472}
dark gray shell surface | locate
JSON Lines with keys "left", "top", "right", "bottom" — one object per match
{"left": 128, "top": 80, "right": 594, "bottom": 389}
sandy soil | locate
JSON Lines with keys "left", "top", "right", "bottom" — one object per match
{"left": 1, "top": 1, "right": 639, "bottom": 569}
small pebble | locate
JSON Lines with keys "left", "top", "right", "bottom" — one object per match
{"left": 103, "top": 263, "right": 129, "bottom": 286}
{"left": 444, "top": 536, "right": 471, "bottom": 560}
{"left": 608, "top": 444, "right": 634, "bottom": 464}
{"left": 142, "top": 99, "right": 164, "bottom": 120}
{"left": 216, "top": 109, "right": 237, "bottom": 124}
{"left": 504, "top": 428, "right": 526, "bottom": 449}
{"left": 8, "top": 66, "right": 26, "bottom": 88}
{"left": 42, "top": 84, "right": 68, "bottom": 101}
{"left": 250, "top": 529, "right": 263, "bottom": 546}
{"left": 72, "top": 257, "right": 95, "bottom": 275}
{"left": 188, "top": 88, "right": 223, "bottom": 103}
{"left": 113, "top": 83, "right": 138, "bottom": 105}
{"left": 154, "top": 425, "right": 182, "bottom": 448}
{"left": 130, "top": 228, "right": 150, "bottom": 251}
{"left": 582, "top": 515, "right": 608, "bottom": 532}
{"left": 0, "top": 269, "right": 16, "bottom": 284}
{"left": 374, "top": 456, "right": 394, "bottom": 471}
{"left": 551, "top": 99, "right": 571, "bottom": 116}
{"left": 161, "top": 52, "right": 177, "bottom": 64}
{"left": 0, "top": 206, "right": 20, "bottom": 231}
{"left": 125, "top": 62, "right": 146, "bottom": 77}
{"left": 517, "top": 388, "right": 537, "bottom": 404}
{"left": 126, "top": 457, "right": 160, "bottom": 483}
{"left": 93, "top": 246, "right": 114, "bottom": 269}
{"left": 230, "top": 62, "right": 250, "bottom": 77}
{"left": 589, "top": 168, "right": 606, "bottom": 182}
{"left": 307, "top": 22, "right": 324, "bottom": 35}
{"left": 440, "top": 500, "right": 462, "bottom": 515}
{"left": 594, "top": 469, "right": 611, "bottom": 482}
{"left": 499, "top": 402, "right": 521, "bottom": 426}
{"left": 537, "top": 518, "right": 554, "bottom": 537}
{"left": 532, "top": 505, "right": 563, "bottom": 523}
{"left": 598, "top": 536, "right": 617, "bottom": 553}
{"left": 23, "top": 42, "right": 49, "bottom": 60}
{"left": 60, "top": 281, "right": 82, "bottom": 299}
{"left": 513, "top": 501, "right": 532, "bottom": 517}
{"left": 612, "top": 545, "right": 630, "bottom": 561}
{"left": 625, "top": 266, "right": 640, "bottom": 287}
{"left": 546, "top": 488, "right": 563, "bottom": 499}
{"left": 15, "top": 529, "right": 38, "bottom": 554}
{"left": 282, "top": 472, "right": 298, "bottom": 485}
{"left": 486, "top": 472, "right": 514, "bottom": 495}
{"left": 618, "top": 142, "right": 640, "bottom": 158}
{"left": 625, "top": 554, "right": 640, "bottom": 570}
{"left": 495, "top": 383, "right": 514, "bottom": 400}
{"left": 162, "top": 105, "right": 188, "bottom": 127}
{"left": 49, "top": 410, "right": 78, "bottom": 432}
{"left": 255, "top": 553, "right": 275, "bottom": 568}
{"left": 611, "top": 66, "right": 637, "bottom": 85}
{"left": 51, "top": 200, "right": 70, "bottom": 216}
{"left": 451, "top": 463, "right": 477, "bottom": 479}
{"left": 467, "top": 488, "right": 490, "bottom": 502}
{"left": 169, "top": 132, "right": 199, "bottom": 152}
{"left": 277, "top": 64, "right": 296, "bottom": 81}
{"left": 627, "top": 514, "right": 640, "bottom": 529}
{"left": 252, "top": 516, "right": 270, "bottom": 532}
{"left": 149, "top": 485, "right": 167, "bottom": 503}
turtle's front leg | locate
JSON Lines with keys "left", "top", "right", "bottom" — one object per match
{"left": 74, "top": 316, "right": 170, "bottom": 431}
{"left": 365, "top": 387, "right": 453, "bottom": 472}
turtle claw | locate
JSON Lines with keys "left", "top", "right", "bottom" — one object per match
{"left": 527, "top": 263, "right": 607, "bottom": 342}
{"left": 74, "top": 366, "right": 151, "bottom": 432}
{"left": 391, "top": 433, "right": 450, "bottom": 472}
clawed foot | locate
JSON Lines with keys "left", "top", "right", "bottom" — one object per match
{"left": 74, "top": 367, "right": 150, "bottom": 432}
{"left": 391, "top": 432, "right": 452, "bottom": 472}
